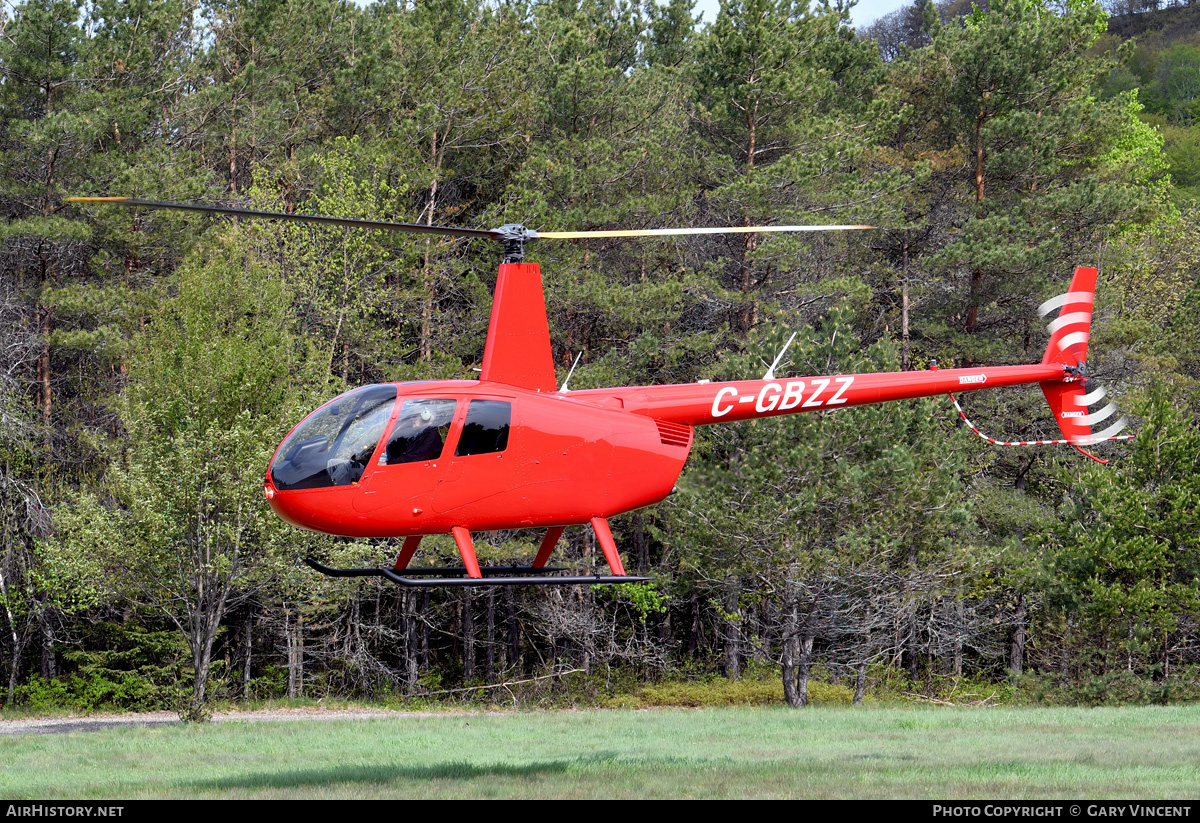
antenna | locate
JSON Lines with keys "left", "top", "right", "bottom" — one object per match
{"left": 559, "top": 351, "right": 583, "bottom": 392}
{"left": 762, "top": 331, "right": 798, "bottom": 381}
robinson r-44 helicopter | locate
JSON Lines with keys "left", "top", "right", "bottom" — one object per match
{"left": 67, "top": 197, "right": 1130, "bottom": 587}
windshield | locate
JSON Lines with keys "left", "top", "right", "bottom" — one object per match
{"left": 270, "top": 384, "right": 397, "bottom": 490}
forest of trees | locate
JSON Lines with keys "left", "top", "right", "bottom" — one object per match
{"left": 2, "top": 0, "right": 1199, "bottom": 720}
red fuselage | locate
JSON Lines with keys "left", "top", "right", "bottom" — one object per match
{"left": 264, "top": 361, "right": 1069, "bottom": 539}
{"left": 264, "top": 379, "right": 693, "bottom": 537}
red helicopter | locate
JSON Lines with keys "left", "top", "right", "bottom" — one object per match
{"left": 67, "top": 197, "right": 1129, "bottom": 587}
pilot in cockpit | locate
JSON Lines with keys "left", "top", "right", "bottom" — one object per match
{"left": 387, "top": 405, "right": 445, "bottom": 464}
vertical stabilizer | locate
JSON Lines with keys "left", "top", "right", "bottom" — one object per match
{"left": 1039, "top": 265, "right": 1096, "bottom": 367}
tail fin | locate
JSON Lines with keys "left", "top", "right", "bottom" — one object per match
{"left": 1039, "top": 265, "right": 1095, "bottom": 369}
{"left": 1037, "top": 266, "right": 1128, "bottom": 447}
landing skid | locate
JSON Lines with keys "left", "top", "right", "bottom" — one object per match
{"left": 304, "top": 557, "right": 651, "bottom": 587}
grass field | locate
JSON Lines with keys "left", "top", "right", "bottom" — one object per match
{"left": 3, "top": 704, "right": 1200, "bottom": 799}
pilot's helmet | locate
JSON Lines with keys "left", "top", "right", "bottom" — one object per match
{"left": 420, "top": 407, "right": 433, "bottom": 422}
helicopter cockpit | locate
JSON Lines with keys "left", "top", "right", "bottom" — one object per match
{"left": 269, "top": 385, "right": 514, "bottom": 493}
{"left": 270, "top": 384, "right": 397, "bottom": 491}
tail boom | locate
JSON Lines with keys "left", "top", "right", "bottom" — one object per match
{"left": 571, "top": 266, "right": 1126, "bottom": 453}
{"left": 573, "top": 362, "right": 1070, "bottom": 427}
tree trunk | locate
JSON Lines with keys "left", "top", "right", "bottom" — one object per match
{"left": 287, "top": 615, "right": 304, "bottom": 700}
{"left": 656, "top": 607, "right": 671, "bottom": 677}
{"left": 738, "top": 230, "right": 759, "bottom": 335}
{"left": 782, "top": 601, "right": 800, "bottom": 707}
{"left": 748, "top": 603, "right": 768, "bottom": 664}
{"left": 420, "top": 591, "right": 431, "bottom": 670}
{"left": 229, "top": 128, "right": 237, "bottom": 193}
{"left": 687, "top": 596, "right": 700, "bottom": 656}
{"left": 420, "top": 132, "right": 441, "bottom": 363}
{"left": 854, "top": 661, "right": 867, "bottom": 705}
{"left": 187, "top": 651, "right": 212, "bottom": 722}
{"left": 6, "top": 653, "right": 16, "bottom": 706}
{"left": 1, "top": 566, "right": 21, "bottom": 705}
{"left": 485, "top": 588, "right": 496, "bottom": 683}
{"left": 901, "top": 235, "right": 911, "bottom": 371}
{"left": 1010, "top": 593, "right": 1027, "bottom": 676}
{"left": 405, "top": 590, "right": 419, "bottom": 690}
{"left": 905, "top": 549, "right": 920, "bottom": 682}
{"left": 578, "top": 585, "right": 593, "bottom": 676}
{"left": 953, "top": 598, "right": 965, "bottom": 678}
{"left": 967, "top": 108, "right": 987, "bottom": 335}
{"left": 1015, "top": 456, "right": 1035, "bottom": 492}
{"left": 796, "top": 633, "right": 815, "bottom": 707}
{"left": 37, "top": 308, "right": 52, "bottom": 442}
{"left": 242, "top": 610, "right": 253, "bottom": 698}
{"left": 462, "top": 589, "right": 475, "bottom": 681}
{"left": 506, "top": 588, "right": 520, "bottom": 675}
{"left": 1061, "top": 617, "right": 1073, "bottom": 679}
{"left": 724, "top": 585, "right": 741, "bottom": 681}
{"left": 181, "top": 570, "right": 234, "bottom": 723}
{"left": 737, "top": 104, "right": 759, "bottom": 335}
{"left": 578, "top": 533, "right": 594, "bottom": 675}
{"left": 185, "top": 615, "right": 224, "bottom": 723}
{"left": 38, "top": 609, "right": 55, "bottom": 679}
{"left": 907, "top": 607, "right": 920, "bottom": 682}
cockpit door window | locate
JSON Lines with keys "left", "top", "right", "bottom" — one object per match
{"left": 383, "top": 399, "right": 457, "bottom": 464}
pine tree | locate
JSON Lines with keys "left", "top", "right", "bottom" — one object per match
{"left": 694, "top": 0, "right": 881, "bottom": 336}
{"left": 1040, "top": 385, "right": 1200, "bottom": 682}
{"left": 58, "top": 239, "right": 328, "bottom": 720}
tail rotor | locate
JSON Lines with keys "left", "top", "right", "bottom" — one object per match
{"left": 948, "top": 266, "right": 1132, "bottom": 464}
{"left": 1037, "top": 266, "right": 1130, "bottom": 461}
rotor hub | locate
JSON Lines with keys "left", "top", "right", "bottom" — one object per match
{"left": 490, "top": 223, "right": 540, "bottom": 263}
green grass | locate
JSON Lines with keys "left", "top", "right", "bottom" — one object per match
{"left": 3, "top": 705, "right": 1200, "bottom": 799}
{"left": 600, "top": 675, "right": 856, "bottom": 707}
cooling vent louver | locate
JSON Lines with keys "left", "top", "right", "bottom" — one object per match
{"left": 656, "top": 420, "right": 693, "bottom": 448}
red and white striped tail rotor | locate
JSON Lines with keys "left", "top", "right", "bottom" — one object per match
{"left": 1036, "top": 267, "right": 1130, "bottom": 451}
{"left": 1038, "top": 279, "right": 1095, "bottom": 368}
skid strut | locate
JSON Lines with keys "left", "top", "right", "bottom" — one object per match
{"left": 533, "top": 526, "right": 565, "bottom": 568}
{"left": 452, "top": 526, "right": 482, "bottom": 579}
{"left": 591, "top": 517, "right": 627, "bottom": 576}
{"left": 394, "top": 535, "right": 422, "bottom": 571}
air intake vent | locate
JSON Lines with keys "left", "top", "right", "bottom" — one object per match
{"left": 656, "top": 420, "right": 693, "bottom": 448}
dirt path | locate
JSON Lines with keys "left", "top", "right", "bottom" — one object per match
{"left": 0, "top": 706, "right": 421, "bottom": 736}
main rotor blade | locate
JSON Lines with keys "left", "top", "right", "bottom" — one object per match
{"left": 65, "top": 198, "right": 877, "bottom": 256}
{"left": 64, "top": 197, "right": 499, "bottom": 241}
{"left": 534, "top": 224, "right": 875, "bottom": 239}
